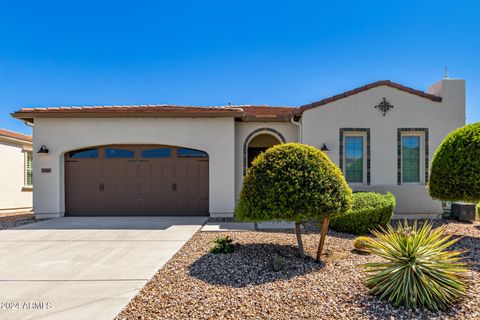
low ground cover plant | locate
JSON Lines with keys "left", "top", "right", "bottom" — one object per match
{"left": 353, "top": 236, "right": 371, "bottom": 253}
{"left": 361, "top": 221, "right": 468, "bottom": 311}
{"left": 330, "top": 192, "right": 395, "bottom": 235}
{"left": 209, "top": 236, "right": 235, "bottom": 254}
{"left": 236, "top": 143, "right": 352, "bottom": 260}
{"left": 267, "top": 255, "right": 282, "bottom": 272}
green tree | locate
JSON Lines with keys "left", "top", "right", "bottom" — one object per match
{"left": 428, "top": 122, "right": 480, "bottom": 203}
{"left": 236, "top": 143, "right": 353, "bottom": 260}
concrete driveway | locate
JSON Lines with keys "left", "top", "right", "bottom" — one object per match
{"left": 0, "top": 217, "right": 206, "bottom": 320}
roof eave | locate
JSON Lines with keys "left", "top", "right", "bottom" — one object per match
{"left": 236, "top": 113, "right": 293, "bottom": 122}
{"left": 297, "top": 80, "right": 443, "bottom": 115}
{"left": 11, "top": 111, "right": 244, "bottom": 120}
{"left": 0, "top": 134, "right": 32, "bottom": 145}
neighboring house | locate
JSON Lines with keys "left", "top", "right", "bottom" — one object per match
{"left": 12, "top": 78, "right": 465, "bottom": 219}
{"left": 0, "top": 129, "right": 33, "bottom": 212}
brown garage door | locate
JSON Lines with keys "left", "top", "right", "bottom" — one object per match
{"left": 65, "top": 145, "right": 209, "bottom": 216}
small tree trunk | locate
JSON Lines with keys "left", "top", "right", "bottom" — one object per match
{"left": 295, "top": 222, "right": 305, "bottom": 258}
{"left": 316, "top": 216, "right": 330, "bottom": 262}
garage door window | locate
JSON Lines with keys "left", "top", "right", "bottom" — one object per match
{"left": 69, "top": 148, "right": 98, "bottom": 159}
{"left": 142, "top": 148, "right": 171, "bottom": 158}
{"left": 105, "top": 148, "right": 135, "bottom": 158}
{"left": 178, "top": 148, "right": 208, "bottom": 157}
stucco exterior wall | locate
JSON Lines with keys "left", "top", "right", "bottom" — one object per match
{"left": 0, "top": 141, "right": 32, "bottom": 211}
{"left": 27, "top": 79, "right": 466, "bottom": 218}
{"left": 234, "top": 122, "right": 298, "bottom": 199}
{"left": 32, "top": 117, "right": 236, "bottom": 218}
{"left": 301, "top": 79, "right": 465, "bottom": 214}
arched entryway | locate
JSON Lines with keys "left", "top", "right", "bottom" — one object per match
{"left": 243, "top": 128, "right": 286, "bottom": 174}
{"left": 64, "top": 144, "right": 209, "bottom": 216}
{"left": 247, "top": 134, "right": 281, "bottom": 167}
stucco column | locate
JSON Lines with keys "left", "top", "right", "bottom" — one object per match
{"left": 32, "top": 143, "right": 64, "bottom": 218}
{"left": 208, "top": 123, "right": 236, "bottom": 217}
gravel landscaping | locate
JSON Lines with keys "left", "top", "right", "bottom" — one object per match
{"left": 0, "top": 211, "right": 36, "bottom": 230}
{"left": 116, "top": 220, "right": 480, "bottom": 320}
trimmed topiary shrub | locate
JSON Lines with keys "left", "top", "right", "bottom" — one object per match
{"left": 331, "top": 192, "right": 395, "bottom": 235}
{"left": 236, "top": 143, "right": 353, "bottom": 259}
{"left": 330, "top": 192, "right": 396, "bottom": 235}
{"left": 428, "top": 122, "right": 480, "bottom": 203}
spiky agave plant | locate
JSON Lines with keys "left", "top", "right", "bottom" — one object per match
{"left": 362, "top": 220, "right": 468, "bottom": 311}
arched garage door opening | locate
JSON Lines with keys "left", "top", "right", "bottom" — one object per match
{"left": 65, "top": 145, "right": 209, "bottom": 216}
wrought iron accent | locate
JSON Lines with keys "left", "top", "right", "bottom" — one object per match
{"left": 374, "top": 97, "right": 394, "bottom": 116}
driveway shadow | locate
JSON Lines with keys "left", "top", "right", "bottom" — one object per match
{"left": 188, "top": 243, "right": 324, "bottom": 287}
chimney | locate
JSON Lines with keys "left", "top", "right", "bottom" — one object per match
{"left": 428, "top": 77, "right": 466, "bottom": 125}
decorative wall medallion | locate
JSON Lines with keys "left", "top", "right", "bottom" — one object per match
{"left": 374, "top": 97, "right": 394, "bottom": 116}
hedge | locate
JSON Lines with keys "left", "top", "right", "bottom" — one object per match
{"left": 236, "top": 143, "right": 353, "bottom": 222}
{"left": 428, "top": 122, "right": 480, "bottom": 203}
{"left": 330, "top": 192, "right": 396, "bottom": 235}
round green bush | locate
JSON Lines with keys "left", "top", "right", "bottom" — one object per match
{"left": 428, "top": 122, "right": 480, "bottom": 203}
{"left": 330, "top": 192, "right": 396, "bottom": 235}
{"left": 236, "top": 143, "right": 353, "bottom": 222}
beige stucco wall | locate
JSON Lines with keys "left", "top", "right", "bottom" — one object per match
{"left": 234, "top": 122, "right": 299, "bottom": 199}
{"left": 29, "top": 78, "right": 466, "bottom": 218}
{"left": 301, "top": 79, "right": 465, "bottom": 214}
{"left": 32, "top": 117, "right": 236, "bottom": 218}
{"left": 0, "top": 140, "right": 32, "bottom": 211}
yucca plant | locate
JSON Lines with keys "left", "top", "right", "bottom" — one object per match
{"left": 361, "top": 220, "right": 468, "bottom": 311}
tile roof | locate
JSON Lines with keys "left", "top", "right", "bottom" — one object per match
{"left": 12, "top": 104, "right": 298, "bottom": 121}
{"left": 0, "top": 129, "right": 32, "bottom": 143}
{"left": 11, "top": 80, "right": 443, "bottom": 122}
{"left": 240, "top": 106, "right": 295, "bottom": 117}
{"left": 17, "top": 104, "right": 244, "bottom": 114}
{"left": 297, "top": 80, "right": 442, "bottom": 113}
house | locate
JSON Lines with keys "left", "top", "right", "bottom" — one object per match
{"left": 12, "top": 78, "right": 465, "bottom": 219}
{"left": 0, "top": 129, "right": 33, "bottom": 212}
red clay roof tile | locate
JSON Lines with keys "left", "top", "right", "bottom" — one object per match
{"left": 297, "top": 80, "right": 442, "bottom": 114}
{"left": 0, "top": 129, "right": 32, "bottom": 143}
{"left": 11, "top": 81, "right": 442, "bottom": 121}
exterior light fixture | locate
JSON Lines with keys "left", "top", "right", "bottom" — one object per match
{"left": 37, "top": 145, "right": 49, "bottom": 154}
{"left": 320, "top": 143, "right": 330, "bottom": 152}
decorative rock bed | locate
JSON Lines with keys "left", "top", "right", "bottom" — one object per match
{"left": 116, "top": 221, "right": 480, "bottom": 320}
{"left": 0, "top": 211, "right": 36, "bottom": 230}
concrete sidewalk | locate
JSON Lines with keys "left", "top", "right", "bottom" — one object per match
{"left": 0, "top": 217, "right": 206, "bottom": 320}
{"left": 201, "top": 220, "right": 295, "bottom": 232}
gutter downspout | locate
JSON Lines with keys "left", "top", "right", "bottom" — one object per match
{"left": 290, "top": 116, "right": 302, "bottom": 143}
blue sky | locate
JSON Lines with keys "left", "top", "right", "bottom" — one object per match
{"left": 1, "top": 0, "right": 479, "bottom": 134}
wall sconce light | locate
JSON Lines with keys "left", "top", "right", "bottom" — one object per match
{"left": 37, "top": 145, "right": 49, "bottom": 154}
{"left": 320, "top": 143, "right": 330, "bottom": 152}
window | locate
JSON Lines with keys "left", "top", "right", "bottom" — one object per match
{"left": 177, "top": 148, "right": 208, "bottom": 157}
{"left": 105, "top": 148, "right": 135, "bottom": 158}
{"left": 344, "top": 136, "right": 364, "bottom": 183}
{"left": 402, "top": 136, "right": 420, "bottom": 183}
{"left": 69, "top": 148, "right": 98, "bottom": 158}
{"left": 142, "top": 148, "right": 171, "bottom": 158}
{"left": 25, "top": 151, "right": 33, "bottom": 186}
